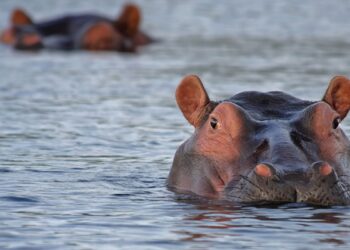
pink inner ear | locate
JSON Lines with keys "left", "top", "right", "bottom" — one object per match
{"left": 116, "top": 4, "right": 141, "bottom": 37}
{"left": 334, "top": 102, "right": 348, "bottom": 120}
{"left": 333, "top": 84, "right": 350, "bottom": 119}
{"left": 176, "top": 75, "right": 210, "bottom": 127}
{"left": 324, "top": 76, "right": 350, "bottom": 119}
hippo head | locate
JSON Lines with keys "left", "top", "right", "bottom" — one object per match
{"left": 168, "top": 75, "right": 350, "bottom": 206}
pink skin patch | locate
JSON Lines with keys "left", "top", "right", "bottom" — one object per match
{"left": 255, "top": 164, "right": 273, "bottom": 177}
{"left": 22, "top": 33, "right": 42, "bottom": 46}
{"left": 319, "top": 163, "right": 333, "bottom": 176}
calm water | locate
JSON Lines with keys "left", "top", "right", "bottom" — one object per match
{"left": 1, "top": 0, "right": 350, "bottom": 249}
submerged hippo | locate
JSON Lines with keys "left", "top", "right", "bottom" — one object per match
{"left": 0, "top": 3, "right": 154, "bottom": 52}
{"left": 168, "top": 75, "right": 350, "bottom": 206}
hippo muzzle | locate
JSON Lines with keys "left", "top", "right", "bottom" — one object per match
{"left": 168, "top": 75, "right": 350, "bottom": 206}
{"left": 226, "top": 161, "right": 350, "bottom": 205}
{"left": 226, "top": 121, "right": 350, "bottom": 205}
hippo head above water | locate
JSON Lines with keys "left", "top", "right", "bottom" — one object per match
{"left": 168, "top": 75, "right": 350, "bottom": 206}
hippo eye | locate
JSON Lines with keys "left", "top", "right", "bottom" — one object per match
{"left": 333, "top": 117, "right": 341, "bottom": 129}
{"left": 210, "top": 118, "right": 218, "bottom": 129}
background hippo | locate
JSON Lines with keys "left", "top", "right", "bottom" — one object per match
{"left": 0, "top": 3, "right": 154, "bottom": 52}
{"left": 168, "top": 75, "right": 350, "bottom": 206}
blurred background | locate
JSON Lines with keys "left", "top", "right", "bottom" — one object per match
{"left": 1, "top": 0, "right": 350, "bottom": 249}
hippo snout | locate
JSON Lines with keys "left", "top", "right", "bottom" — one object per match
{"left": 254, "top": 161, "right": 332, "bottom": 183}
{"left": 226, "top": 161, "right": 350, "bottom": 206}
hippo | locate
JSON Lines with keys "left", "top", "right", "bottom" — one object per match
{"left": 168, "top": 75, "right": 350, "bottom": 206}
{"left": 0, "top": 3, "right": 154, "bottom": 52}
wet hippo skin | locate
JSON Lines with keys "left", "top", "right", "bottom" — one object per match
{"left": 0, "top": 4, "right": 154, "bottom": 52}
{"left": 168, "top": 75, "right": 350, "bottom": 206}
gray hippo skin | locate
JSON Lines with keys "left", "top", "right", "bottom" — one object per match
{"left": 168, "top": 75, "right": 350, "bottom": 206}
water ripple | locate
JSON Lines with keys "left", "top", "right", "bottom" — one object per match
{"left": 1, "top": 0, "right": 350, "bottom": 250}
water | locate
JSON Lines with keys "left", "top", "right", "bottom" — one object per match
{"left": 1, "top": 0, "right": 350, "bottom": 249}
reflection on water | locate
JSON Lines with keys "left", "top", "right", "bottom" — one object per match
{"left": 1, "top": 0, "right": 350, "bottom": 249}
{"left": 174, "top": 197, "right": 350, "bottom": 249}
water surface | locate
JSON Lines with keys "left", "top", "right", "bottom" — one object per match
{"left": 1, "top": 0, "right": 350, "bottom": 249}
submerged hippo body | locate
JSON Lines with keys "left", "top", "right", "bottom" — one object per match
{"left": 168, "top": 75, "right": 350, "bottom": 206}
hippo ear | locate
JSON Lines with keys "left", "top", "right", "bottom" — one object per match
{"left": 115, "top": 4, "right": 141, "bottom": 38}
{"left": 176, "top": 75, "right": 212, "bottom": 127}
{"left": 11, "top": 8, "right": 33, "bottom": 26}
{"left": 323, "top": 76, "right": 350, "bottom": 120}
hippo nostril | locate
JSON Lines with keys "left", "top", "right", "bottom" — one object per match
{"left": 255, "top": 163, "right": 275, "bottom": 178}
{"left": 319, "top": 163, "right": 333, "bottom": 176}
{"left": 312, "top": 161, "right": 333, "bottom": 177}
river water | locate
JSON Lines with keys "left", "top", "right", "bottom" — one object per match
{"left": 1, "top": 0, "right": 350, "bottom": 249}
